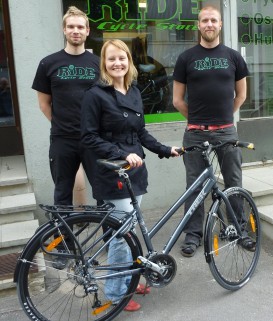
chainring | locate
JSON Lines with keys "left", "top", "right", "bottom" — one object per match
{"left": 144, "top": 253, "right": 177, "bottom": 288}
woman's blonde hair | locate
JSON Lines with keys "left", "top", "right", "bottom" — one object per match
{"left": 100, "top": 39, "right": 138, "bottom": 90}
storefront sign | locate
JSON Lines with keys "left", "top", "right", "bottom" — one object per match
{"left": 96, "top": 21, "right": 198, "bottom": 31}
{"left": 87, "top": 0, "right": 202, "bottom": 31}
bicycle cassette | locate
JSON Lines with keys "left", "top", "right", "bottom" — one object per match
{"left": 145, "top": 254, "right": 177, "bottom": 288}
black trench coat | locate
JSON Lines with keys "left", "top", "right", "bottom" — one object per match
{"left": 81, "top": 82, "right": 171, "bottom": 200}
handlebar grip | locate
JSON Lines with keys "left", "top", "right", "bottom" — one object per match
{"left": 236, "top": 141, "right": 255, "bottom": 150}
{"left": 175, "top": 147, "right": 185, "bottom": 155}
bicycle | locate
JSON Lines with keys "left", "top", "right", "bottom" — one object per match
{"left": 14, "top": 140, "right": 261, "bottom": 321}
{"left": 137, "top": 65, "right": 174, "bottom": 114}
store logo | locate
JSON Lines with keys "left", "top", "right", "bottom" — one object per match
{"left": 57, "top": 65, "right": 96, "bottom": 79}
{"left": 86, "top": 0, "right": 202, "bottom": 31}
{"left": 194, "top": 57, "right": 229, "bottom": 71}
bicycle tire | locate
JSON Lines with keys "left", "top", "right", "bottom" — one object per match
{"left": 205, "top": 187, "right": 261, "bottom": 291}
{"left": 17, "top": 212, "right": 142, "bottom": 321}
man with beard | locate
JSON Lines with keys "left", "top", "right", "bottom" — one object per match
{"left": 32, "top": 6, "right": 99, "bottom": 268}
{"left": 173, "top": 5, "right": 250, "bottom": 257}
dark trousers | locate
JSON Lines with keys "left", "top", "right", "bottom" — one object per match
{"left": 182, "top": 126, "right": 242, "bottom": 246}
{"left": 49, "top": 136, "right": 83, "bottom": 205}
{"left": 49, "top": 136, "right": 99, "bottom": 250}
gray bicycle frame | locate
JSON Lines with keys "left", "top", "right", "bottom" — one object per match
{"left": 128, "top": 163, "right": 242, "bottom": 255}
{"left": 84, "top": 161, "right": 242, "bottom": 280}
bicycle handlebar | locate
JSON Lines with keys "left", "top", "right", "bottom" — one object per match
{"left": 175, "top": 140, "right": 255, "bottom": 155}
{"left": 140, "top": 75, "right": 173, "bottom": 91}
{"left": 97, "top": 141, "right": 254, "bottom": 171}
{"left": 152, "top": 74, "right": 173, "bottom": 86}
{"left": 236, "top": 141, "right": 255, "bottom": 149}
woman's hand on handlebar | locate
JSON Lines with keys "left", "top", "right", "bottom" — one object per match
{"left": 171, "top": 146, "right": 181, "bottom": 157}
{"left": 125, "top": 153, "right": 143, "bottom": 167}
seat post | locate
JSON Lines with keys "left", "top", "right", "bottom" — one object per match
{"left": 122, "top": 172, "right": 138, "bottom": 206}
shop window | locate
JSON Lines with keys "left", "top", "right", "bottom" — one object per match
{"left": 0, "top": 0, "right": 23, "bottom": 156}
{"left": 62, "top": 0, "right": 220, "bottom": 123}
{"left": 237, "top": 1, "right": 273, "bottom": 118}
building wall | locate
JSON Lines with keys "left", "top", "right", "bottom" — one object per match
{"left": 8, "top": 0, "right": 187, "bottom": 222}
{"left": 9, "top": 0, "right": 62, "bottom": 221}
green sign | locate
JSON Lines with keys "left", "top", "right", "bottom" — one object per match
{"left": 87, "top": 0, "right": 203, "bottom": 29}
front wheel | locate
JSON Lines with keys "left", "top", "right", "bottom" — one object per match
{"left": 16, "top": 213, "right": 142, "bottom": 321}
{"left": 205, "top": 187, "right": 261, "bottom": 291}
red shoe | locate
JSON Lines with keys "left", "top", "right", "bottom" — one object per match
{"left": 124, "top": 300, "right": 141, "bottom": 312}
{"left": 136, "top": 283, "right": 151, "bottom": 295}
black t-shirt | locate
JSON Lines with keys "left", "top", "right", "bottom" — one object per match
{"left": 173, "top": 44, "right": 249, "bottom": 125}
{"left": 32, "top": 49, "right": 100, "bottom": 137}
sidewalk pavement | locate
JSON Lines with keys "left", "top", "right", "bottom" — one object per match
{"left": 1, "top": 212, "right": 273, "bottom": 321}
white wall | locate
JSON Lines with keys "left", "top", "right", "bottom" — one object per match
{"left": 8, "top": 0, "right": 187, "bottom": 222}
{"left": 9, "top": 0, "right": 64, "bottom": 221}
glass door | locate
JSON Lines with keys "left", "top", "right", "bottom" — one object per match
{"left": 0, "top": 0, "right": 23, "bottom": 156}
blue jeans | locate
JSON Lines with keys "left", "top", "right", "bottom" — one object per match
{"left": 182, "top": 126, "right": 242, "bottom": 246}
{"left": 104, "top": 196, "right": 142, "bottom": 303}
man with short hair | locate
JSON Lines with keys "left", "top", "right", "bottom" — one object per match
{"left": 32, "top": 6, "right": 100, "bottom": 269}
{"left": 32, "top": 6, "right": 99, "bottom": 206}
{"left": 173, "top": 5, "right": 253, "bottom": 257}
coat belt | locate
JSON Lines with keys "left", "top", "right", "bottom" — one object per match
{"left": 101, "top": 131, "right": 138, "bottom": 145}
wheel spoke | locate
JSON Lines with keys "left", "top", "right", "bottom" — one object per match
{"left": 207, "top": 188, "right": 261, "bottom": 290}
{"left": 17, "top": 213, "right": 141, "bottom": 320}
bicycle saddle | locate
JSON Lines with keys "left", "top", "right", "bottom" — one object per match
{"left": 97, "top": 159, "right": 129, "bottom": 170}
{"left": 139, "top": 64, "right": 156, "bottom": 72}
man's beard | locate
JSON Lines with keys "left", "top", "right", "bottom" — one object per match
{"left": 201, "top": 30, "right": 220, "bottom": 43}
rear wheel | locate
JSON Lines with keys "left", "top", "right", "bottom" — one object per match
{"left": 17, "top": 213, "right": 141, "bottom": 321}
{"left": 206, "top": 187, "right": 261, "bottom": 291}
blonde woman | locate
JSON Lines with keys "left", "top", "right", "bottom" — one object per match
{"left": 81, "top": 39, "right": 179, "bottom": 311}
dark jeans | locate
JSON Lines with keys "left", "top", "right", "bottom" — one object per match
{"left": 182, "top": 126, "right": 242, "bottom": 246}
